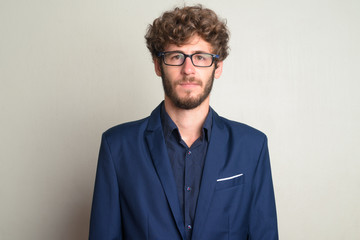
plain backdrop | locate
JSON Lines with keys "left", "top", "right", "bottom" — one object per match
{"left": 1, "top": 0, "right": 359, "bottom": 239}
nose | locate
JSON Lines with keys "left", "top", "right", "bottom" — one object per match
{"left": 181, "top": 56, "right": 195, "bottom": 75}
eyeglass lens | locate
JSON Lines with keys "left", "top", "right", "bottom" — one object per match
{"left": 163, "top": 52, "right": 214, "bottom": 67}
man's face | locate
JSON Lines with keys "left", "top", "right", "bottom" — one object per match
{"left": 154, "top": 35, "right": 223, "bottom": 110}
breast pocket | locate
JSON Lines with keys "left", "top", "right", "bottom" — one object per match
{"left": 215, "top": 173, "right": 245, "bottom": 191}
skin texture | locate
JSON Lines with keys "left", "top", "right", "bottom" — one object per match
{"left": 154, "top": 35, "right": 223, "bottom": 146}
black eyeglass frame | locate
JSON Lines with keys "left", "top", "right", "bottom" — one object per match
{"left": 157, "top": 51, "right": 219, "bottom": 67}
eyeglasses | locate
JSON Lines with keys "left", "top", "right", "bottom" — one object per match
{"left": 157, "top": 51, "right": 219, "bottom": 67}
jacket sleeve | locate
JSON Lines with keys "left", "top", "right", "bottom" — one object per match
{"left": 248, "top": 136, "right": 278, "bottom": 240}
{"left": 89, "top": 133, "right": 122, "bottom": 240}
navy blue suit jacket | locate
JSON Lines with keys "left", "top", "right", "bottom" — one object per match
{"left": 89, "top": 103, "right": 278, "bottom": 240}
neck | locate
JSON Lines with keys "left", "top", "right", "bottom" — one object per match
{"left": 164, "top": 97, "right": 210, "bottom": 147}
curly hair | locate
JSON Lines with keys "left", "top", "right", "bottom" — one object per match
{"left": 145, "top": 5, "right": 230, "bottom": 62}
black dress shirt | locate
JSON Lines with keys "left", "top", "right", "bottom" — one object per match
{"left": 161, "top": 104, "right": 212, "bottom": 240}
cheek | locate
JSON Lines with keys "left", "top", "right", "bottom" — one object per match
{"left": 201, "top": 69, "right": 215, "bottom": 80}
{"left": 165, "top": 69, "right": 182, "bottom": 81}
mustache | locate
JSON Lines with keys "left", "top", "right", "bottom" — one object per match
{"left": 176, "top": 77, "right": 202, "bottom": 85}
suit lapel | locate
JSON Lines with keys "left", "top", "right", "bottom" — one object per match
{"left": 192, "top": 111, "right": 228, "bottom": 240}
{"left": 145, "top": 104, "right": 186, "bottom": 240}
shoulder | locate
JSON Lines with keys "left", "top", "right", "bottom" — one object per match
{"left": 220, "top": 116, "right": 266, "bottom": 138}
{"left": 214, "top": 112, "right": 268, "bottom": 149}
{"left": 102, "top": 117, "right": 149, "bottom": 142}
{"left": 101, "top": 102, "right": 163, "bottom": 144}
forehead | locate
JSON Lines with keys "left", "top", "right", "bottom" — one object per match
{"left": 165, "top": 35, "right": 213, "bottom": 53}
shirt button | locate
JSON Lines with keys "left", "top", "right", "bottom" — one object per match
{"left": 186, "top": 186, "right": 192, "bottom": 192}
{"left": 187, "top": 150, "right": 191, "bottom": 155}
{"left": 187, "top": 224, "right": 192, "bottom": 230}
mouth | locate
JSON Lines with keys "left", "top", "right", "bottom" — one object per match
{"left": 179, "top": 82, "right": 200, "bottom": 86}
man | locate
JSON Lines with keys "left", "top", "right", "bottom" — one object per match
{"left": 89, "top": 5, "right": 278, "bottom": 240}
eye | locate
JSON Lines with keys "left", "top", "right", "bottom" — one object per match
{"left": 171, "top": 54, "right": 182, "bottom": 60}
{"left": 195, "top": 55, "right": 204, "bottom": 60}
{"left": 194, "top": 54, "right": 208, "bottom": 61}
{"left": 166, "top": 53, "right": 184, "bottom": 61}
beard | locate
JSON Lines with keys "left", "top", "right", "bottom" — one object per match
{"left": 160, "top": 66, "right": 215, "bottom": 110}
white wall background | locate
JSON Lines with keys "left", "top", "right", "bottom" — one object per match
{"left": 1, "top": 0, "right": 359, "bottom": 239}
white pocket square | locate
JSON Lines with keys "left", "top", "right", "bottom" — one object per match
{"left": 217, "top": 173, "right": 243, "bottom": 182}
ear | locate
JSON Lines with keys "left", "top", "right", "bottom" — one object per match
{"left": 154, "top": 58, "right": 162, "bottom": 77}
{"left": 214, "top": 61, "right": 223, "bottom": 79}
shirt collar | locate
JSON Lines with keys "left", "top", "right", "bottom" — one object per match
{"left": 160, "top": 102, "right": 213, "bottom": 142}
